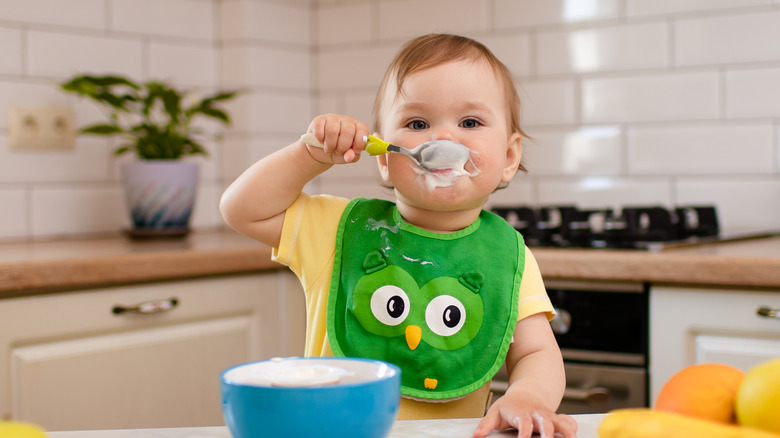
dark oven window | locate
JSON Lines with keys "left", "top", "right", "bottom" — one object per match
{"left": 548, "top": 287, "right": 648, "bottom": 357}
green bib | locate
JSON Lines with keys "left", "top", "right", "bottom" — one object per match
{"left": 327, "top": 198, "right": 523, "bottom": 400}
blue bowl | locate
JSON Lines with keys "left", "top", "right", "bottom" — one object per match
{"left": 221, "top": 357, "right": 400, "bottom": 438}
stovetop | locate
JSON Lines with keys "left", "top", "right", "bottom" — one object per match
{"left": 491, "top": 205, "right": 720, "bottom": 250}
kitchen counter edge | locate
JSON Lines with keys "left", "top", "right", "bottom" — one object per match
{"left": 1, "top": 231, "right": 779, "bottom": 299}
{"left": 0, "top": 230, "right": 280, "bottom": 299}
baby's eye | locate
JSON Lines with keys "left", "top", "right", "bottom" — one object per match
{"left": 408, "top": 120, "right": 428, "bottom": 130}
{"left": 460, "top": 118, "right": 481, "bottom": 129}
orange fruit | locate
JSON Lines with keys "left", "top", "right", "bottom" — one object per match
{"left": 655, "top": 363, "right": 745, "bottom": 424}
{"left": 735, "top": 358, "right": 780, "bottom": 434}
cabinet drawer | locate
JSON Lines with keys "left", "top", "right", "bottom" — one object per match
{"left": 1, "top": 275, "right": 276, "bottom": 342}
{"left": 0, "top": 273, "right": 302, "bottom": 430}
{"left": 649, "top": 286, "right": 780, "bottom": 403}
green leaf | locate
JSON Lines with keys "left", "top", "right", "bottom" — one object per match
{"left": 162, "top": 89, "right": 181, "bottom": 125}
{"left": 93, "top": 92, "right": 128, "bottom": 109}
{"left": 88, "top": 75, "right": 140, "bottom": 89}
{"left": 197, "top": 107, "right": 230, "bottom": 124}
{"left": 79, "top": 124, "right": 123, "bottom": 135}
{"left": 201, "top": 90, "right": 239, "bottom": 104}
{"left": 113, "top": 145, "right": 133, "bottom": 156}
{"left": 185, "top": 138, "right": 209, "bottom": 156}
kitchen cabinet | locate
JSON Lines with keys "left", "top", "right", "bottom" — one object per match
{"left": 0, "top": 272, "right": 305, "bottom": 431}
{"left": 649, "top": 285, "right": 780, "bottom": 403}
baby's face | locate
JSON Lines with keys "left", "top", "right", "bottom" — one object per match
{"left": 377, "top": 59, "right": 521, "bottom": 213}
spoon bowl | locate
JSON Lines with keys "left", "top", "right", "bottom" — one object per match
{"left": 365, "top": 136, "right": 470, "bottom": 171}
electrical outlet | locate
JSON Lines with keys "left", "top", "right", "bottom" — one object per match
{"left": 8, "top": 106, "right": 76, "bottom": 151}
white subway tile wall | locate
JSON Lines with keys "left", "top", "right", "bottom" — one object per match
{"left": 536, "top": 22, "right": 670, "bottom": 74}
{"left": 316, "top": 2, "right": 372, "bottom": 46}
{"left": 219, "top": 0, "right": 310, "bottom": 45}
{"left": 0, "top": 0, "right": 224, "bottom": 240}
{"left": 726, "top": 67, "right": 780, "bottom": 118}
{"left": 0, "top": 189, "right": 28, "bottom": 237}
{"left": 111, "top": 0, "right": 215, "bottom": 40}
{"left": 0, "top": 28, "right": 23, "bottom": 76}
{"left": 0, "top": 0, "right": 106, "bottom": 29}
{"left": 1, "top": 0, "right": 779, "bottom": 240}
{"left": 311, "top": 0, "right": 779, "bottom": 234}
{"left": 149, "top": 42, "right": 217, "bottom": 88}
{"left": 377, "top": 0, "right": 490, "bottom": 40}
{"left": 27, "top": 31, "right": 144, "bottom": 79}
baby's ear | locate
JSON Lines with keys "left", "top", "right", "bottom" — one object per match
{"left": 502, "top": 132, "right": 522, "bottom": 182}
{"left": 374, "top": 132, "right": 391, "bottom": 182}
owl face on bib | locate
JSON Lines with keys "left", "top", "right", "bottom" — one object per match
{"left": 348, "top": 251, "right": 485, "bottom": 393}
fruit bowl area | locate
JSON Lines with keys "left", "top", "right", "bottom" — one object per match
{"left": 599, "top": 358, "right": 780, "bottom": 438}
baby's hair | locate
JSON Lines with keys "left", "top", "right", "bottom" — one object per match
{"left": 372, "top": 33, "right": 527, "bottom": 172}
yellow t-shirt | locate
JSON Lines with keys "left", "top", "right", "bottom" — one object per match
{"left": 272, "top": 193, "right": 554, "bottom": 419}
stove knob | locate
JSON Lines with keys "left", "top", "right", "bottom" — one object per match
{"left": 550, "top": 308, "right": 572, "bottom": 335}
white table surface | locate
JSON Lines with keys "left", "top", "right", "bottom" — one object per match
{"left": 48, "top": 414, "right": 604, "bottom": 438}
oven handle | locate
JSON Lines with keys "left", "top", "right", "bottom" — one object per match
{"left": 563, "top": 386, "right": 611, "bottom": 405}
{"left": 491, "top": 380, "right": 612, "bottom": 405}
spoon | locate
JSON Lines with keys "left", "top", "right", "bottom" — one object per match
{"left": 300, "top": 133, "right": 471, "bottom": 172}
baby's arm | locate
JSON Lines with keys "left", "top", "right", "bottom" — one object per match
{"left": 220, "top": 114, "right": 369, "bottom": 247}
{"left": 473, "top": 314, "right": 577, "bottom": 438}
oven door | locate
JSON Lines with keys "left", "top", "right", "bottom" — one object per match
{"left": 560, "top": 362, "right": 646, "bottom": 414}
{"left": 490, "top": 280, "right": 649, "bottom": 414}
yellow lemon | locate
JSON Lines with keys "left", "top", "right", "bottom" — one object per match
{"left": 0, "top": 420, "right": 48, "bottom": 438}
{"left": 736, "top": 358, "right": 780, "bottom": 434}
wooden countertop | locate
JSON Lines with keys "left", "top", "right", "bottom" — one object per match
{"left": 0, "top": 230, "right": 279, "bottom": 298}
{"left": 1, "top": 230, "right": 779, "bottom": 299}
{"left": 532, "top": 235, "right": 780, "bottom": 289}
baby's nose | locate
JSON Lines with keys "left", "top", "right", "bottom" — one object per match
{"left": 431, "top": 129, "right": 455, "bottom": 141}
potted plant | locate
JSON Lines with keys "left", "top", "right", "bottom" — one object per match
{"left": 60, "top": 74, "right": 239, "bottom": 238}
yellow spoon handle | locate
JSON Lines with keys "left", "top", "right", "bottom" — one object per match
{"left": 299, "top": 133, "right": 392, "bottom": 156}
{"left": 364, "top": 135, "right": 392, "bottom": 156}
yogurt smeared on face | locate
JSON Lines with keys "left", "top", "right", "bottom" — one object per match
{"left": 409, "top": 140, "right": 480, "bottom": 190}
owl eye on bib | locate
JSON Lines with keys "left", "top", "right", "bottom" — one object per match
{"left": 351, "top": 251, "right": 485, "bottom": 353}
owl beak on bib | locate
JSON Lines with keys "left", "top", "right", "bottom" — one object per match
{"left": 405, "top": 325, "right": 422, "bottom": 350}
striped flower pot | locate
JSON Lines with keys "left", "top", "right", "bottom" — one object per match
{"left": 121, "top": 161, "right": 198, "bottom": 238}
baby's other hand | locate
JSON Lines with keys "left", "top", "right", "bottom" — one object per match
{"left": 473, "top": 397, "right": 577, "bottom": 438}
{"left": 304, "top": 114, "right": 369, "bottom": 164}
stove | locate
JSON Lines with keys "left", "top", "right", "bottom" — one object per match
{"left": 491, "top": 205, "right": 719, "bottom": 251}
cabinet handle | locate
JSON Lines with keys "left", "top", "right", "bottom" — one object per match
{"left": 112, "top": 298, "right": 179, "bottom": 315}
{"left": 756, "top": 306, "right": 779, "bottom": 319}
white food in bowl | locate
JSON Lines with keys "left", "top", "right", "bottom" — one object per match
{"left": 223, "top": 357, "right": 396, "bottom": 388}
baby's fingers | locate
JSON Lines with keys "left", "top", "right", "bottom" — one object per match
{"left": 551, "top": 414, "right": 578, "bottom": 438}
{"left": 306, "top": 115, "right": 367, "bottom": 163}
{"left": 473, "top": 408, "right": 503, "bottom": 438}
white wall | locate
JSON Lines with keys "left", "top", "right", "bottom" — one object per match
{"left": 312, "top": 0, "right": 780, "bottom": 235}
{"left": 0, "top": 0, "right": 223, "bottom": 239}
{"left": 1, "top": 0, "right": 779, "bottom": 240}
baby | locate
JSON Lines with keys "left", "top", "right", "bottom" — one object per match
{"left": 220, "top": 33, "right": 577, "bottom": 438}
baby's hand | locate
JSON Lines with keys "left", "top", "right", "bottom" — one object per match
{"left": 303, "top": 114, "right": 369, "bottom": 164}
{"left": 473, "top": 397, "right": 577, "bottom": 438}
